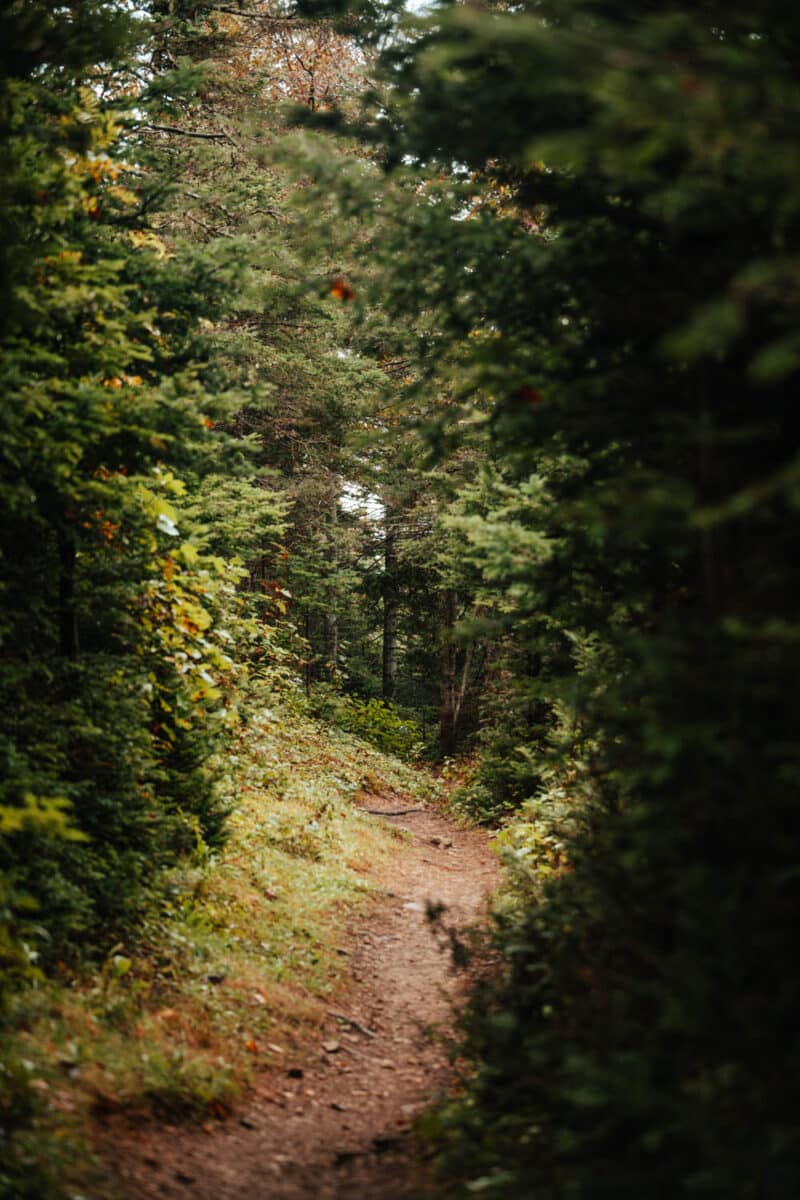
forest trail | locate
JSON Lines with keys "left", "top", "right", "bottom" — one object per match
{"left": 100, "top": 800, "right": 498, "bottom": 1200}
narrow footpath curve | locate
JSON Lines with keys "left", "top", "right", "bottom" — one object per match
{"left": 103, "top": 801, "right": 498, "bottom": 1200}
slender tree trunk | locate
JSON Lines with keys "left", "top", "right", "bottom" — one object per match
{"left": 324, "top": 610, "right": 339, "bottom": 673}
{"left": 304, "top": 610, "right": 312, "bottom": 695}
{"left": 57, "top": 526, "right": 79, "bottom": 659}
{"left": 325, "top": 488, "right": 339, "bottom": 677}
{"left": 382, "top": 521, "right": 398, "bottom": 702}
{"left": 439, "top": 587, "right": 458, "bottom": 757}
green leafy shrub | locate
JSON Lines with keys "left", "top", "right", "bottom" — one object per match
{"left": 310, "top": 685, "right": 423, "bottom": 761}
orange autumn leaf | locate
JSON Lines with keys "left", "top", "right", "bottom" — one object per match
{"left": 330, "top": 276, "right": 356, "bottom": 302}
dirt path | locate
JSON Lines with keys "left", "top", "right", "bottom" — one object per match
{"left": 101, "top": 802, "right": 498, "bottom": 1200}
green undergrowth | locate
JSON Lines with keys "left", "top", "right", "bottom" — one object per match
{"left": 1, "top": 695, "right": 435, "bottom": 1200}
{"left": 308, "top": 684, "right": 425, "bottom": 761}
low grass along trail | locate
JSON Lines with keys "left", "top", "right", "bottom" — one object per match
{"left": 102, "top": 797, "right": 498, "bottom": 1199}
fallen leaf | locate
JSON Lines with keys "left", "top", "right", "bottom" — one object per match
{"left": 330, "top": 276, "right": 356, "bottom": 302}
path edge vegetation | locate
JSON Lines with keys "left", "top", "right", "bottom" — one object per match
{"left": 1, "top": 680, "right": 437, "bottom": 1199}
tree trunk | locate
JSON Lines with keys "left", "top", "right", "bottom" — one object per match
{"left": 439, "top": 587, "right": 458, "bottom": 757}
{"left": 324, "top": 610, "right": 339, "bottom": 673}
{"left": 57, "top": 526, "right": 79, "bottom": 659}
{"left": 382, "top": 522, "right": 398, "bottom": 702}
{"left": 304, "top": 610, "right": 312, "bottom": 695}
{"left": 325, "top": 488, "right": 339, "bottom": 677}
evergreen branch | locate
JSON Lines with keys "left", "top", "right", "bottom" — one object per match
{"left": 210, "top": 5, "right": 301, "bottom": 20}
{"left": 142, "top": 123, "right": 232, "bottom": 141}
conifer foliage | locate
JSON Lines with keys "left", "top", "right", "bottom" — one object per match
{"left": 0, "top": 0, "right": 278, "bottom": 977}
{"left": 353, "top": 2, "right": 800, "bottom": 1195}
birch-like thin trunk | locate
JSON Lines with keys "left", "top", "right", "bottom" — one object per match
{"left": 324, "top": 489, "right": 339, "bottom": 676}
{"left": 382, "top": 522, "right": 398, "bottom": 702}
{"left": 439, "top": 587, "right": 458, "bottom": 757}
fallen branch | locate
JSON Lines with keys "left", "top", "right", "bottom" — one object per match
{"left": 327, "top": 1010, "right": 378, "bottom": 1039}
{"left": 325, "top": 1040, "right": 370, "bottom": 1061}
{"left": 362, "top": 806, "right": 425, "bottom": 817}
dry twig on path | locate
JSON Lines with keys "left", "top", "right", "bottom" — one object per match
{"left": 362, "top": 807, "right": 425, "bottom": 817}
{"left": 327, "top": 1010, "right": 378, "bottom": 1039}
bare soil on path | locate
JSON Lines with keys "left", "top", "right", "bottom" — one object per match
{"left": 99, "top": 801, "right": 498, "bottom": 1200}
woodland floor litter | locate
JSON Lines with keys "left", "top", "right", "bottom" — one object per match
{"left": 96, "top": 799, "right": 498, "bottom": 1200}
